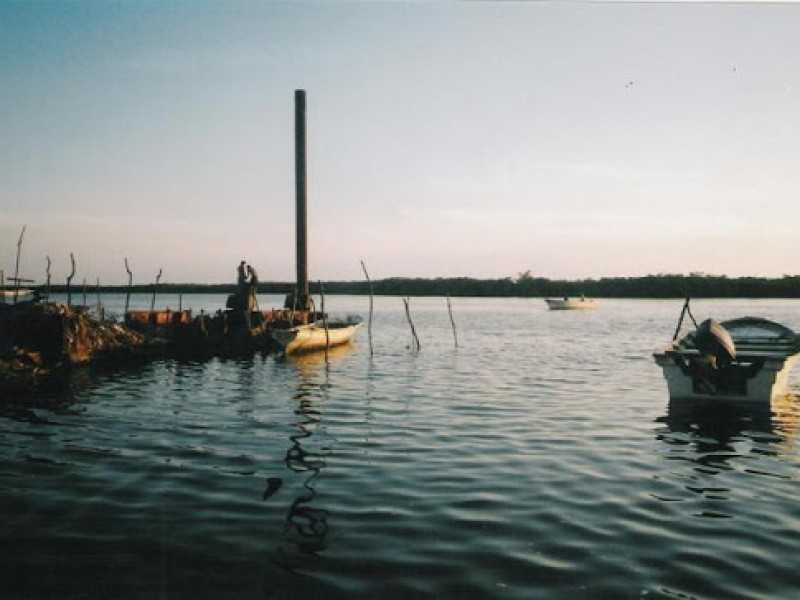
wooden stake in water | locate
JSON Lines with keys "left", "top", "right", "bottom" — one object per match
{"left": 124, "top": 258, "right": 133, "bottom": 314}
{"left": 66, "top": 253, "right": 76, "bottom": 307}
{"left": 96, "top": 278, "right": 103, "bottom": 320}
{"left": 12, "top": 225, "right": 26, "bottom": 303}
{"left": 45, "top": 256, "right": 51, "bottom": 299}
{"left": 447, "top": 294, "right": 458, "bottom": 348}
{"left": 81, "top": 278, "right": 87, "bottom": 307}
{"left": 403, "top": 297, "right": 421, "bottom": 351}
{"left": 672, "top": 297, "right": 699, "bottom": 341}
{"left": 150, "top": 267, "right": 162, "bottom": 312}
{"left": 360, "top": 260, "right": 374, "bottom": 356}
{"left": 319, "top": 280, "right": 330, "bottom": 352}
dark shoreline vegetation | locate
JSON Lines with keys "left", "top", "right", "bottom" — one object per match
{"left": 38, "top": 274, "right": 800, "bottom": 299}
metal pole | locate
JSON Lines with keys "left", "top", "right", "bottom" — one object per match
{"left": 295, "top": 89, "right": 310, "bottom": 310}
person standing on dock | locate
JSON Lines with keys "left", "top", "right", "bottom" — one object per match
{"left": 237, "top": 261, "right": 247, "bottom": 292}
{"left": 247, "top": 264, "right": 259, "bottom": 310}
{"left": 247, "top": 264, "right": 258, "bottom": 289}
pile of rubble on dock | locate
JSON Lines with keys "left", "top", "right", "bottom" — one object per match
{"left": 1, "top": 300, "right": 155, "bottom": 392}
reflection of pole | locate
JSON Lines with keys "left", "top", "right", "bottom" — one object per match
{"left": 278, "top": 369, "right": 331, "bottom": 566}
{"left": 12, "top": 225, "right": 25, "bottom": 303}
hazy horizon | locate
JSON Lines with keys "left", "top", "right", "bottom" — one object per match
{"left": 3, "top": 1, "right": 800, "bottom": 286}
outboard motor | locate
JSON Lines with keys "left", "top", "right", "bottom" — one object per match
{"left": 694, "top": 318, "right": 736, "bottom": 369}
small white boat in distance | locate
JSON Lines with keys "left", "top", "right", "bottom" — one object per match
{"left": 545, "top": 296, "right": 598, "bottom": 310}
{"left": 271, "top": 315, "right": 363, "bottom": 355}
{"left": 654, "top": 316, "right": 800, "bottom": 403}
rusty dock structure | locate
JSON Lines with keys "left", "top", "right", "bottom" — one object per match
{"left": 1, "top": 90, "right": 329, "bottom": 393}
{"left": 122, "top": 89, "right": 317, "bottom": 354}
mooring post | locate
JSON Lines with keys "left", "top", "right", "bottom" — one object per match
{"left": 13, "top": 225, "right": 26, "bottom": 303}
{"left": 45, "top": 256, "right": 51, "bottom": 299}
{"left": 447, "top": 294, "right": 459, "bottom": 348}
{"left": 124, "top": 258, "right": 133, "bottom": 314}
{"left": 1, "top": 270, "right": 5, "bottom": 305}
{"left": 319, "top": 280, "right": 330, "bottom": 352}
{"left": 96, "top": 278, "right": 103, "bottom": 320}
{"left": 66, "top": 253, "right": 75, "bottom": 307}
{"left": 295, "top": 89, "right": 310, "bottom": 311}
{"left": 403, "top": 297, "right": 421, "bottom": 351}
{"left": 360, "top": 260, "right": 374, "bottom": 356}
{"left": 150, "top": 267, "right": 162, "bottom": 312}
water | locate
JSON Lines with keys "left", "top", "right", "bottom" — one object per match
{"left": 1, "top": 295, "right": 799, "bottom": 599}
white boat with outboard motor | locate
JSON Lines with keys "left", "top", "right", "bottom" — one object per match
{"left": 653, "top": 299, "right": 800, "bottom": 403}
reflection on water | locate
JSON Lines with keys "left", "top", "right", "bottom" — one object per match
{"left": 277, "top": 348, "right": 343, "bottom": 572}
{"left": 657, "top": 399, "right": 775, "bottom": 445}
{"left": 653, "top": 396, "right": 799, "bottom": 517}
{"left": 283, "top": 342, "right": 358, "bottom": 373}
{"left": 657, "top": 396, "right": 799, "bottom": 451}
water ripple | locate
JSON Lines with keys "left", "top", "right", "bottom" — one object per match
{"left": 2, "top": 297, "right": 800, "bottom": 598}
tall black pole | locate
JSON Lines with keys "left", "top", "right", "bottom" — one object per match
{"left": 295, "top": 89, "right": 310, "bottom": 311}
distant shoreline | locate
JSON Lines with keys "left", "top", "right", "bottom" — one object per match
{"left": 29, "top": 274, "right": 800, "bottom": 299}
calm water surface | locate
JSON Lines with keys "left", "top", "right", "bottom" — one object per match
{"left": 1, "top": 295, "right": 799, "bottom": 599}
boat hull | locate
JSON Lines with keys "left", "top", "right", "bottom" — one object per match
{"left": 654, "top": 316, "right": 800, "bottom": 403}
{"left": 545, "top": 298, "right": 598, "bottom": 310}
{"left": 654, "top": 350, "right": 799, "bottom": 403}
{"left": 271, "top": 319, "right": 362, "bottom": 354}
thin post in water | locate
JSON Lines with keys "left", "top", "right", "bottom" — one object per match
{"left": 12, "top": 225, "right": 26, "bottom": 303}
{"left": 124, "top": 258, "right": 133, "bottom": 314}
{"left": 360, "top": 260, "right": 374, "bottom": 356}
{"left": 96, "top": 278, "right": 103, "bottom": 320}
{"left": 45, "top": 256, "right": 51, "bottom": 299}
{"left": 319, "top": 280, "right": 330, "bottom": 352}
{"left": 66, "top": 253, "right": 76, "bottom": 307}
{"left": 403, "top": 297, "right": 421, "bottom": 351}
{"left": 447, "top": 294, "right": 458, "bottom": 348}
{"left": 150, "top": 267, "right": 162, "bottom": 312}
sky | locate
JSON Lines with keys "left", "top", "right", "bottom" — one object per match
{"left": 2, "top": 0, "right": 800, "bottom": 285}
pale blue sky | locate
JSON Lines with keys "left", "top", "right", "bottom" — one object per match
{"left": 2, "top": 1, "right": 799, "bottom": 285}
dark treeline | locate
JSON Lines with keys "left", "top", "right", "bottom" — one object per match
{"left": 40, "top": 274, "right": 800, "bottom": 299}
